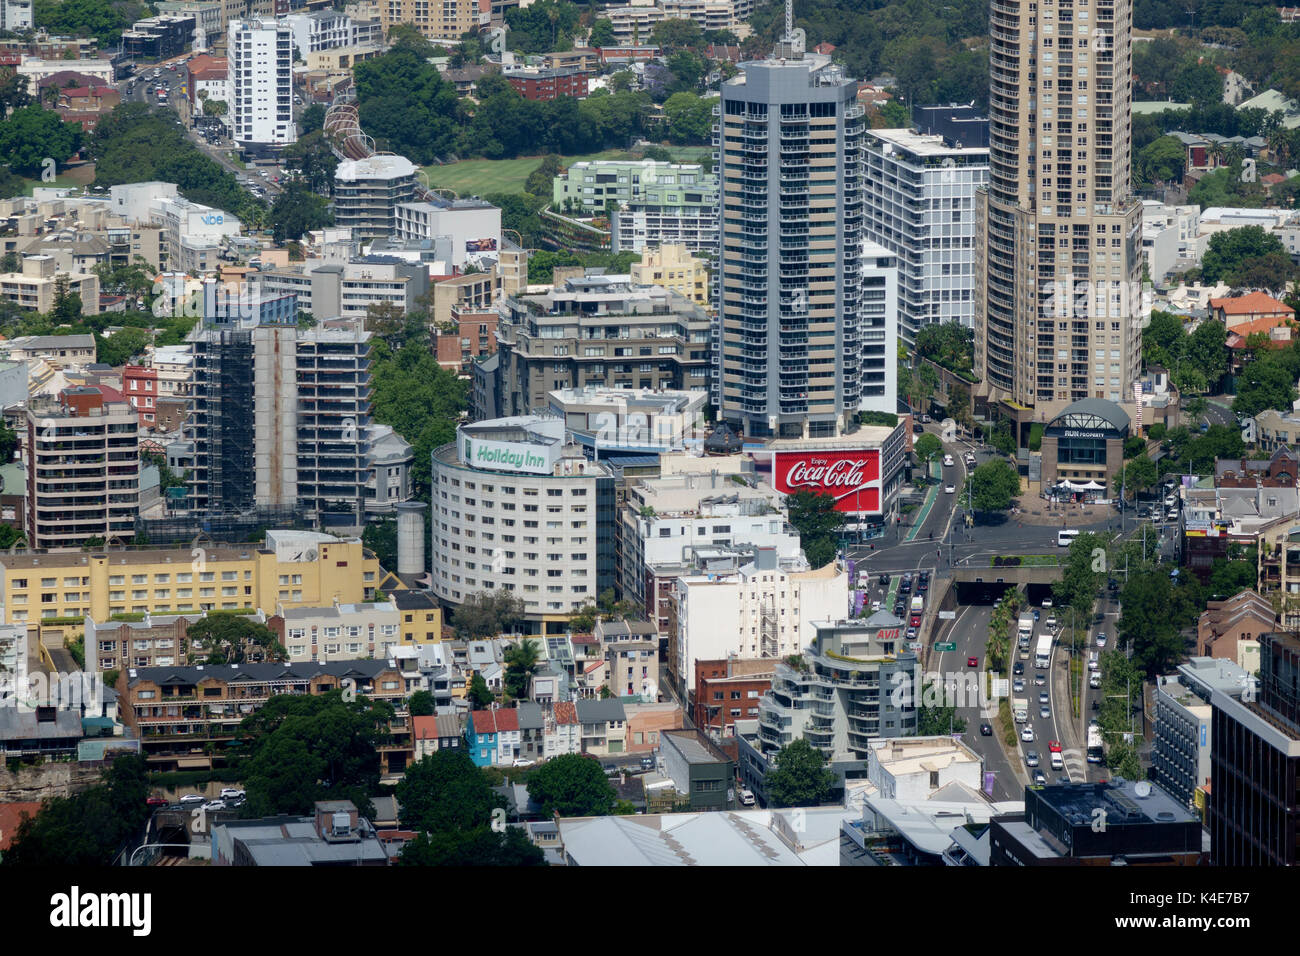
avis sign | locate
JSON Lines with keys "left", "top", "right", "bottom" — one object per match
{"left": 772, "top": 449, "right": 881, "bottom": 514}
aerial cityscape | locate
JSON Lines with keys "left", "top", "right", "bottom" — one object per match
{"left": 0, "top": 0, "right": 1292, "bottom": 895}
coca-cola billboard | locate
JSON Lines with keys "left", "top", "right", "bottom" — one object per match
{"left": 772, "top": 449, "right": 881, "bottom": 514}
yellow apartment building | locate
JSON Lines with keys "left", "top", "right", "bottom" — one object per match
{"left": 0, "top": 532, "right": 399, "bottom": 626}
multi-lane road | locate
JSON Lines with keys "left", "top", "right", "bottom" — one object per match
{"left": 845, "top": 422, "right": 1135, "bottom": 800}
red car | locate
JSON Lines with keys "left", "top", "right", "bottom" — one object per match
{"left": 145, "top": 795, "right": 167, "bottom": 807}
{"left": 910, "top": 614, "right": 922, "bottom": 627}
{"left": 1048, "top": 740, "right": 1062, "bottom": 753}
{"left": 967, "top": 656, "right": 979, "bottom": 668}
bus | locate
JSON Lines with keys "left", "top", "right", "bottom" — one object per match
{"left": 1087, "top": 724, "right": 1105, "bottom": 764}
{"left": 1057, "top": 529, "right": 1081, "bottom": 547}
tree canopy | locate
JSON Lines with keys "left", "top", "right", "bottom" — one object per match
{"left": 454, "top": 589, "right": 526, "bottom": 640}
{"left": 785, "top": 490, "right": 846, "bottom": 568}
{"left": 1201, "top": 226, "right": 1293, "bottom": 285}
{"left": 186, "top": 611, "right": 285, "bottom": 664}
{"left": 527, "top": 753, "right": 616, "bottom": 816}
{"left": 765, "top": 738, "right": 837, "bottom": 807}
{"left": 969, "top": 458, "right": 1020, "bottom": 514}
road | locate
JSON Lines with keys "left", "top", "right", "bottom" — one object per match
{"left": 118, "top": 59, "right": 286, "bottom": 197}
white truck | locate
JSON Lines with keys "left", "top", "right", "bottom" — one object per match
{"left": 1018, "top": 614, "right": 1034, "bottom": 645}
{"left": 1087, "top": 725, "right": 1105, "bottom": 764}
{"left": 1034, "top": 634, "right": 1053, "bottom": 669}
{"left": 1013, "top": 697, "right": 1028, "bottom": 722}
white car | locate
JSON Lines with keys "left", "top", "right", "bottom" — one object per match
{"left": 1021, "top": 726, "right": 1035, "bottom": 743}
{"left": 870, "top": 600, "right": 881, "bottom": 612}
{"left": 945, "top": 484, "right": 955, "bottom": 494}
{"left": 1041, "top": 598, "right": 1053, "bottom": 608}
{"left": 1013, "top": 677, "right": 1025, "bottom": 692}
{"left": 511, "top": 758, "right": 534, "bottom": 767}
{"left": 178, "top": 794, "right": 204, "bottom": 805}
{"left": 220, "top": 787, "right": 245, "bottom": 800}
{"left": 201, "top": 800, "right": 226, "bottom": 812}
{"left": 739, "top": 788, "right": 756, "bottom": 807}
{"left": 1095, "top": 633, "right": 1107, "bottom": 648}
{"left": 943, "top": 454, "right": 954, "bottom": 467}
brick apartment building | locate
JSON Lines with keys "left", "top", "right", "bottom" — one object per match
{"left": 1197, "top": 589, "right": 1276, "bottom": 661}
{"left": 506, "top": 67, "right": 589, "bottom": 101}
{"left": 433, "top": 308, "right": 498, "bottom": 374}
{"left": 693, "top": 656, "right": 774, "bottom": 739}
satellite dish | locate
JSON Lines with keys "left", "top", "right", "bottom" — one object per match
{"left": 1134, "top": 781, "right": 1152, "bottom": 798}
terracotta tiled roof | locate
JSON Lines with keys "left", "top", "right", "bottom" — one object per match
{"left": 0, "top": 802, "right": 41, "bottom": 852}
{"left": 553, "top": 701, "right": 578, "bottom": 725}
{"left": 1209, "top": 291, "right": 1294, "bottom": 316}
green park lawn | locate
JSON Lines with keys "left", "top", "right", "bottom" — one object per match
{"left": 423, "top": 145, "right": 713, "bottom": 197}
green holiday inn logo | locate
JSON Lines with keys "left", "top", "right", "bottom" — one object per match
{"left": 469, "top": 439, "right": 547, "bottom": 472}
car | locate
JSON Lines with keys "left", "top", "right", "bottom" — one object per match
{"left": 201, "top": 800, "right": 226, "bottom": 812}
{"left": 219, "top": 787, "right": 245, "bottom": 800}
{"left": 879, "top": 573, "right": 890, "bottom": 586}
{"left": 909, "top": 614, "right": 922, "bottom": 627}
{"left": 1096, "top": 633, "right": 1107, "bottom": 648}
{"left": 905, "top": 627, "right": 918, "bottom": 639}
{"left": 512, "top": 758, "right": 534, "bottom": 767}
{"left": 894, "top": 604, "right": 907, "bottom": 616}
{"left": 146, "top": 795, "right": 167, "bottom": 807}
{"left": 967, "top": 656, "right": 979, "bottom": 668}
{"left": 1040, "top": 705, "right": 1051, "bottom": 718}
{"left": 179, "top": 794, "right": 204, "bottom": 805}
{"left": 871, "top": 600, "right": 882, "bottom": 612}
{"left": 1033, "top": 771, "right": 1047, "bottom": 785}
{"left": 1039, "top": 693, "right": 1049, "bottom": 705}
{"left": 1025, "top": 751, "right": 1040, "bottom": 767}
{"left": 739, "top": 787, "right": 756, "bottom": 807}
{"left": 945, "top": 484, "right": 955, "bottom": 494}
{"left": 1013, "top": 662, "right": 1024, "bottom": 676}
{"left": 980, "top": 722, "right": 993, "bottom": 736}
{"left": 913, "top": 423, "right": 924, "bottom": 434}
{"left": 1042, "top": 598, "right": 1053, "bottom": 608}
{"left": 1013, "top": 678, "right": 1025, "bottom": 692}
{"left": 1089, "top": 673, "right": 1102, "bottom": 689}
{"left": 918, "top": 578, "right": 929, "bottom": 592}
{"left": 920, "top": 414, "right": 932, "bottom": 423}
{"left": 1048, "top": 740, "right": 1062, "bottom": 753}
{"left": 639, "top": 756, "right": 655, "bottom": 770}
{"left": 943, "top": 454, "right": 954, "bottom": 467}
{"left": 1057, "top": 776, "right": 1071, "bottom": 785}
{"left": 1021, "top": 726, "right": 1035, "bottom": 742}
{"left": 1032, "top": 608, "right": 1040, "bottom": 621}
{"left": 1108, "top": 579, "right": 1120, "bottom": 592}
{"left": 1034, "top": 672, "right": 1047, "bottom": 686}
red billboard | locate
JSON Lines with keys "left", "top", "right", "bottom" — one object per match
{"left": 771, "top": 449, "right": 882, "bottom": 514}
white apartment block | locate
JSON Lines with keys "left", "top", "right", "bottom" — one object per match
{"left": 279, "top": 600, "right": 400, "bottom": 662}
{"left": 863, "top": 127, "right": 989, "bottom": 348}
{"left": 604, "top": 0, "right": 754, "bottom": 44}
{"left": 617, "top": 471, "right": 802, "bottom": 610}
{"left": 1, "top": 0, "right": 32, "bottom": 31}
{"left": 281, "top": 10, "right": 353, "bottom": 59}
{"left": 431, "top": 417, "right": 616, "bottom": 625}
{"left": 228, "top": 19, "right": 296, "bottom": 149}
{"left": 393, "top": 199, "right": 502, "bottom": 269}
{"left": 1141, "top": 200, "right": 1203, "bottom": 281}
{"left": 860, "top": 240, "right": 899, "bottom": 415}
{"left": 147, "top": 345, "right": 194, "bottom": 400}
{"left": 673, "top": 552, "right": 849, "bottom": 689}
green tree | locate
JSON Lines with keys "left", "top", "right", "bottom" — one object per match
{"left": 765, "top": 738, "right": 836, "bottom": 807}
{"left": 1, "top": 754, "right": 151, "bottom": 867}
{"left": 969, "top": 458, "right": 1020, "bottom": 514}
{"left": 503, "top": 638, "right": 540, "bottom": 699}
{"left": 1201, "top": 226, "right": 1289, "bottom": 284}
{"left": 874, "top": 100, "right": 911, "bottom": 128}
{"left": 397, "top": 750, "right": 504, "bottom": 833}
{"left": 408, "top": 690, "right": 436, "bottom": 716}
{"left": 467, "top": 672, "right": 494, "bottom": 708}
{"left": 588, "top": 18, "right": 616, "bottom": 47}
{"left": 94, "top": 327, "right": 150, "bottom": 366}
{"left": 916, "top": 682, "right": 968, "bottom": 735}
{"left": 454, "top": 590, "right": 526, "bottom": 640}
{"left": 238, "top": 691, "right": 393, "bottom": 819}
{"left": 913, "top": 432, "right": 943, "bottom": 470}
{"left": 785, "top": 490, "right": 847, "bottom": 568}
{"left": 915, "top": 322, "right": 974, "bottom": 375}
{"left": 663, "top": 91, "right": 714, "bottom": 143}
{"left": 1113, "top": 455, "right": 1158, "bottom": 499}
{"left": 283, "top": 130, "right": 339, "bottom": 195}
{"left": 523, "top": 154, "right": 564, "bottom": 198}
{"left": 271, "top": 180, "right": 333, "bottom": 244}
{"left": 0, "top": 105, "right": 81, "bottom": 177}
{"left": 187, "top": 611, "right": 285, "bottom": 664}
{"left": 0, "top": 420, "right": 17, "bottom": 462}
{"left": 527, "top": 753, "right": 617, "bottom": 816}
{"left": 299, "top": 102, "right": 327, "bottom": 135}
{"left": 398, "top": 826, "right": 545, "bottom": 865}
{"left": 362, "top": 518, "right": 397, "bottom": 571}
{"left": 1208, "top": 558, "right": 1257, "bottom": 599}
{"left": 651, "top": 17, "right": 704, "bottom": 51}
